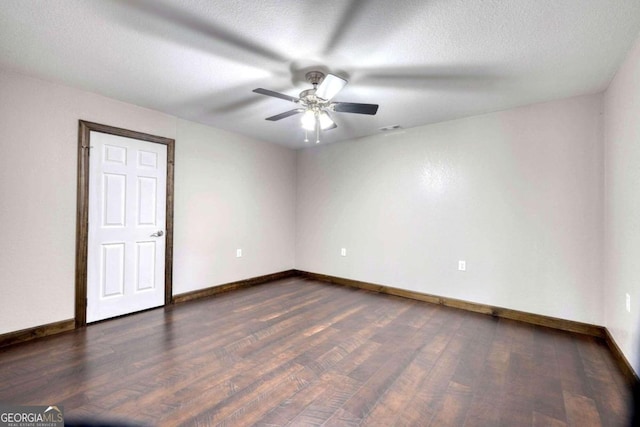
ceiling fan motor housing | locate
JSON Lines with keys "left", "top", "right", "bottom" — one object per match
{"left": 305, "top": 71, "right": 325, "bottom": 87}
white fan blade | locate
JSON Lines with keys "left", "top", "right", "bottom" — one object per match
{"left": 315, "top": 74, "right": 347, "bottom": 100}
{"left": 318, "top": 110, "right": 336, "bottom": 130}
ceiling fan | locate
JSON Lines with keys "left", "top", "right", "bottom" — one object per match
{"left": 253, "top": 71, "right": 379, "bottom": 143}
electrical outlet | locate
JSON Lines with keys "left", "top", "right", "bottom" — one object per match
{"left": 341, "top": 248, "right": 347, "bottom": 257}
{"left": 236, "top": 249, "right": 242, "bottom": 258}
{"left": 626, "top": 293, "right": 631, "bottom": 313}
{"left": 458, "top": 260, "right": 466, "bottom": 271}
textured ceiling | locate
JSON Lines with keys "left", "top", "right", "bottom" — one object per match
{"left": 1, "top": 0, "right": 639, "bottom": 148}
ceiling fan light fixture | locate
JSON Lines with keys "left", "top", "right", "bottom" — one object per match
{"left": 301, "top": 110, "right": 316, "bottom": 131}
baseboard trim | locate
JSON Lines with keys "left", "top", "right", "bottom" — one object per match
{"left": 0, "top": 270, "right": 298, "bottom": 348}
{"left": 603, "top": 328, "right": 640, "bottom": 387}
{"left": 297, "top": 270, "right": 640, "bottom": 385}
{"left": 0, "top": 319, "right": 75, "bottom": 348}
{"left": 296, "top": 270, "right": 605, "bottom": 337}
{"left": 173, "top": 269, "right": 298, "bottom": 304}
{"left": 3, "top": 270, "right": 637, "bottom": 386}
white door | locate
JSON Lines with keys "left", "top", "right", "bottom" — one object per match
{"left": 87, "top": 131, "right": 167, "bottom": 323}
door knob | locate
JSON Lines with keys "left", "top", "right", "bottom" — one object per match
{"left": 150, "top": 230, "right": 164, "bottom": 237}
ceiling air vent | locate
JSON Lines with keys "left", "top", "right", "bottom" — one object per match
{"left": 379, "top": 125, "right": 402, "bottom": 132}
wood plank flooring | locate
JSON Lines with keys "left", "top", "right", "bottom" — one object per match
{"left": 0, "top": 278, "right": 632, "bottom": 426}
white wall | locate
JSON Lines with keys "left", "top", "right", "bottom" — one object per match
{"left": 172, "top": 119, "right": 295, "bottom": 294}
{"left": 296, "top": 94, "right": 604, "bottom": 324}
{"left": 604, "top": 32, "right": 640, "bottom": 374}
{"left": 0, "top": 70, "right": 296, "bottom": 334}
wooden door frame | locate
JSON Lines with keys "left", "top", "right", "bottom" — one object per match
{"left": 75, "top": 120, "right": 175, "bottom": 328}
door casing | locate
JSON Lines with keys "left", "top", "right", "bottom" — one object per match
{"left": 75, "top": 120, "right": 175, "bottom": 327}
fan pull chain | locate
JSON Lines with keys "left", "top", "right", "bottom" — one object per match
{"left": 304, "top": 129, "right": 309, "bottom": 143}
{"left": 315, "top": 123, "right": 320, "bottom": 143}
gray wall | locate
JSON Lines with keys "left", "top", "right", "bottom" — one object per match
{"left": 296, "top": 94, "right": 604, "bottom": 325}
{"left": 604, "top": 31, "right": 640, "bottom": 374}
{"left": 173, "top": 119, "right": 295, "bottom": 294}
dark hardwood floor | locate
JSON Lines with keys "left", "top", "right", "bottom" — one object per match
{"left": 0, "top": 278, "right": 632, "bottom": 426}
